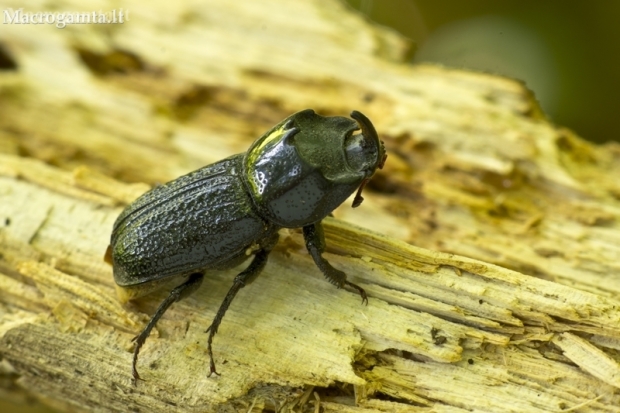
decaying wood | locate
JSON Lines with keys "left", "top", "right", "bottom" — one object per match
{"left": 1, "top": 0, "right": 620, "bottom": 412}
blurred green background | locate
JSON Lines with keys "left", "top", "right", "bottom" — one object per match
{"left": 347, "top": 0, "right": 620, "bottom": 143}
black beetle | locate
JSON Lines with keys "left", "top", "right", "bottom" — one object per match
{"left": 105, "top": 109, "right": 386, "bottom": 381}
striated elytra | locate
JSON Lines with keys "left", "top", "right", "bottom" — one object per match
{"left": 105, "top": 109, "right": 387, "bottom": 381}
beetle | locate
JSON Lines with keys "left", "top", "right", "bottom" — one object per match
{"left": 105, "top": 109, "right": 386, "bottom": 381}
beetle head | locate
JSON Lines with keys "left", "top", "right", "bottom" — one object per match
{"left": 243, "top": 109, "right": 385, "bottom": 228}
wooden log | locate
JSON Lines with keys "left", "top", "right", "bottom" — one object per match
{"left": 1, "top": 0, "right": 620, "bottom": 411}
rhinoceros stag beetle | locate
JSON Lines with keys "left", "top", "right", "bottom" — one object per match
{"left": 105, "top": 109, "right": 386, "bottom": 381}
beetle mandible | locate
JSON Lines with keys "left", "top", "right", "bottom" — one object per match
{"left": 105, "top": 109, "right": 386, "bottom": 381}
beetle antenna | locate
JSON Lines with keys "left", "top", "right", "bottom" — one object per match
{"left": 352, "top": 178, "right": 369, "bottom": 208}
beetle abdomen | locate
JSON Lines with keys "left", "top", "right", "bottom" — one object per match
{"left": 111, "top": 155, "right": 273, "bottom": 286}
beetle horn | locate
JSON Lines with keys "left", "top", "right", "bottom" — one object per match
{"left": 349, "top": 111, "right": 386, "bottom": 207}
{"left": 351, "top": 111, "right": 386, "bottom": 164}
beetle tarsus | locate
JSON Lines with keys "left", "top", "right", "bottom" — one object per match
{"left": 131, "top": 364, "right": 142, "bottom": 385}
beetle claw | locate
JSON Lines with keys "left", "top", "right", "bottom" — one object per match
{"left": 132, "top": 368, "right": 142, "bottom": 385}
{"left": 208, "top": 360, "right": 220, "bottom": 378}
{"left": 345, "top": 280, "right": 368, "bottom": 305}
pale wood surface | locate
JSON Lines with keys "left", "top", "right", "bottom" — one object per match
{"left": 1, "top": 0, "right": 620, "bottom": 412}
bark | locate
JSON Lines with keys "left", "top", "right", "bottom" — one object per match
{"left": 1, "top": 0, "right": 620, "bottom": 412}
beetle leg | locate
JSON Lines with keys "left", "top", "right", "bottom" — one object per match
{"left": 302, "top": 221, "right": 368, "bottom": 305}
{"left": 205, "top": 232, "right": 278, "bottom": 377}
{"left": 131, "top": 272, "right": 203, "bottom": 383}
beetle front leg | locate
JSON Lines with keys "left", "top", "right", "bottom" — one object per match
{"left": 302, "top": 221, "right": 368, "bottom": 305}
